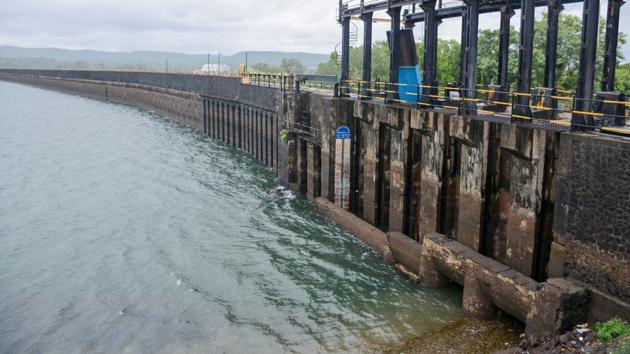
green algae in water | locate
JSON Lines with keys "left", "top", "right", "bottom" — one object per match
{"left": 383, "top": 317, "right": 522, "bottom": 354}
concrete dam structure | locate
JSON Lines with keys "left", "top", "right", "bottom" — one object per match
{"left": 1, "top": 69, "right": 629, "bottom": 344}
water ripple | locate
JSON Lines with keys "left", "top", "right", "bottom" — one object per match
{"left": 0, "top": 81, "right": 462, "bottom": 354}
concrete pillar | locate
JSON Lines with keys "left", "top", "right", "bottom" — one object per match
{"left": 212, "top": 101, "right": 218, "bottom": 139}
{"left": 253, "top": 109, "right": 259, "bottom": 160}
{"left": 418, "top": 113, "right": 446, "bottom": 241}
{"left": 238, "top": 105, "right": 243, "bottom": 150}
{"left": 222, "top": 102, "right": 227, "bottom": 142}
{"left": 362, "top": 120, "right": 380, "bottom": 225}
{"left": 265, "top": 112, "right": 270, "bottom": 166}
{"left": 270, "top": 113, "right": 276, "bottom": 168}
{"left": 351, "top": 116, "right": 364, "bottom": 214}
{"left": 293, "top": 139, "right": 308, "bottom": 193}
{"left": 262, "top": 112, "right": 267, "bottom": 165}
{"left": 378, "top": 123, "right": 391, "bottom": 227}
{"left": 248, "top": 107, "right": 253, "bottom": 156}
{"left": 258, "top": 110, "right": 263, "bottom": 162}
{"left": 203, "top": 99, "right": 208, "bottom": 135}
{"left": 544, "top": 0, "right": 563, "bottom": 89}
{"left": 244, "top": 107, "right": 249, "bottom": 154}
{"left": 602, "top": 0, "right": 624, "bottom": 91}
{"left": 234, "top": 105, "right": 238, "bottom": 146}
{"left": 361, "top": 12, "right": 373, "bottom": 98}
{"left": 275, "top": 114, "right": 280, "bottom": 171}
{"left": 574, "top": 0, "right": 600, "bottom": 128}
{"left": 408, "top": 129, "right": 423, "bottom": 237}
{"left": 456, "top": 142, "right": 485, "bottom": 251}
{"left": 231, "top": 104, "right": 236, "bottom": 147}
{"left": 221, "top": 102, "right": 225, "bottom": 140}
{"left": 419, "top": 243, "right": 450, "bottom": 287}
{"left": 287, "top": 139, "right": 298, "bottom": 190}
{"left": 502, "top": 128, "right": 548, "bottom": 278}
{"left": 307, "top": 143, "right": 321, "bottom": 201}
{"left": 233, "top": 105, "right": 237, "bottom": 147}
{"left": 463, "top": 274, "right": 497, "bottom": 319}
{"left": 208, "top": 100, "right": 214, "bottom": 138}
{"left": 498, "top": 6, "right": 514, "bottom": 91}
{"left": 388, "top": 124, "right": 407, "bottom": 232}
{"left": 320, "top": 101, "right": 336, "bottom": 202}
{"left": 217, "top": 101, "right": 225, "bottom": 141}
{"left": 226, "top": 104, "right": 231, "bottom": 146}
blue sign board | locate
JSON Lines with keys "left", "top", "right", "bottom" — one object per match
{"left": 336, "top": 126, "right": 351, "bottom": 140}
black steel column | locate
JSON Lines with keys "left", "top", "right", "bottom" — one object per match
{"left": 459, "top": 9, "right": 469, "bottom": 85}
{"left": 514, "top": 0, "right": 535, "bottom": 117}
{"left": 341, "top": 15, "right": 351, "bottom": 95}
{"left": 462, "top": 0, "right": 479, "bottom": 114}
{"left": 498, "top": 6, "right": 514, "bottom": 91}
{"left": 574, "top": 0, "right": 600, "bottom": 127}
{"left": 421, "top": 0, "right": 439, "bottom": 98}
{"left": 361, "top": 12, "right": 373, "bottom": 98}
{"left": 387, "top": 6, "right": 402, "bottom": 102}
{"left": 602, "top": 0, "right": 624, "bottom": 91}
{"left": 544, "top": 0, "right": 563, "bottom": 89}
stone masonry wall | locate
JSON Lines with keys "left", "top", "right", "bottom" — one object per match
{"left": 553, "top": 133, "right": 630, "bottom": 302}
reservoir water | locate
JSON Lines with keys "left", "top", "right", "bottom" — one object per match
{"left": 0, "top": 81, "right": 462, "bottom": 353}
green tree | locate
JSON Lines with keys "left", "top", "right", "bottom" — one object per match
{"left": 477, "top": 12, "right": 625, "bottom": 91}
{"left": 436, "top": 39, "right": 461, "bottom": 84}
{"left": 280, "top": 58, "right": 306, "bottom": 75}
{"left": 315, "top": 12, "right": 626, "bottom": 93}
{"left": 316, "top": 53, "right": 340, "bottom": 76}
{"left": 615, "top": 63, "right": 630, "bottom": 92}
{"left": 250, "top": 63, "right": 283, "bottom": 74}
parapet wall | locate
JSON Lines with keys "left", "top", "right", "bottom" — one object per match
{"left": 0, "top": 69, "right": 279, "bottom": 111}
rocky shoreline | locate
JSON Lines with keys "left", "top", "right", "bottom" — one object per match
{"left": 385, "top": 319, "right": 630, "bottom": 354}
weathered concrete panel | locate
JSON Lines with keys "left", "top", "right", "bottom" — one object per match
{"left": 417, "top": 111, "right": 447, "bottom": 242}
{"left": 388, "top": 125, "right": 406, "bottom": 232}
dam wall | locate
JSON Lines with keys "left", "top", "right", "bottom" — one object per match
{"left": 1, "top": 69, "right": 629, "bottom": 342}
{"left": 0, "top": 70, "right": 282, "bottom": 174}
{"left": 282, "top": 89, "right": 630, "bottom": 341}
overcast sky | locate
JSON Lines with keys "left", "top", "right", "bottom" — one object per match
{"left": 1, "top": 0, "right": 630, "bottom": 59}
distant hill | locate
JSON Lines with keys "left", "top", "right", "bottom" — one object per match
{"left": 0, "top": 46, "right": 330, "bottom": 73}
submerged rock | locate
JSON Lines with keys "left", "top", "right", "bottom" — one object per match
{"left": 382, "top": 317, "right": 521, "bottom": 354}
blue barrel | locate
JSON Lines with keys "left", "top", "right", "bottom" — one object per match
{"left": 398, "top": 65, "right": 422, "bottom": 103}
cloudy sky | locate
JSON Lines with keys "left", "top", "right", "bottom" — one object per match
{"left": 1, "top": 0, "right": 630, "bottom": 59}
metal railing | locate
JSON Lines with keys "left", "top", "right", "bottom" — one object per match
{"left": 241, "top": 73, "right": 339, "bottom": 92}
{"left": 339, "top": 79, "right": 630, "bottom": 134}
{"left": 242, "top": 73, "right": 291, "bottom": 90}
